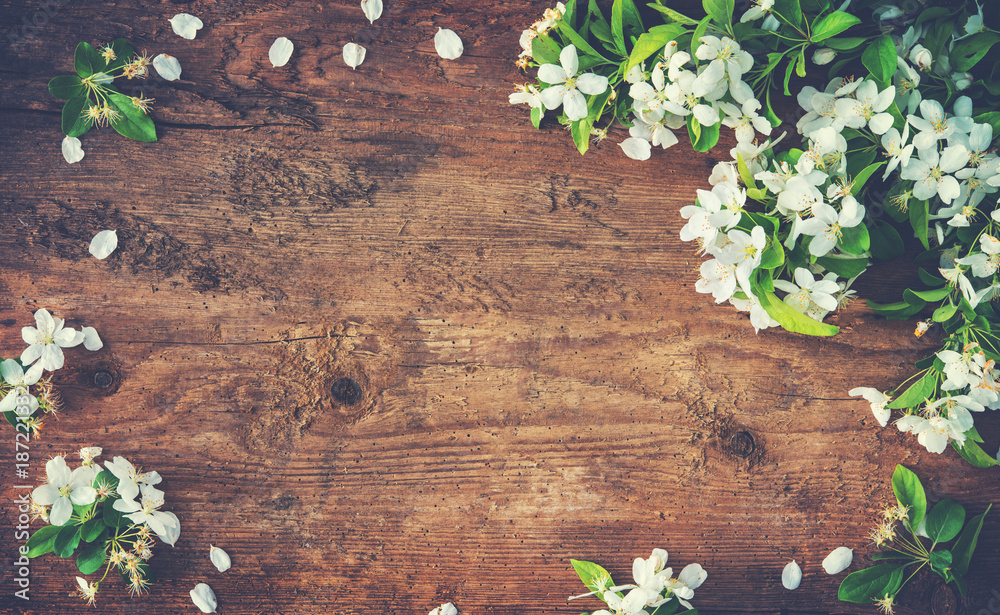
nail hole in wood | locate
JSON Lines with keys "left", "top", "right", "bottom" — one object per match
{"left": 729, "top": 430, "right": 755, "bottom": 458}
{"left": 331, "top": 377, "right": 363, "bottom": 405}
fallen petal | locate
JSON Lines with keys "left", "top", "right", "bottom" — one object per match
{"left": 190, "top": 583, "right": 218, "bottom": 613}
{"left": 169, "top": 13, "right": 203, "bottom": 39}
{"left": 361, "top": 0, "right": 383, "bottom": 24}
{"left": 62, "top": 136, "right": 84, "bottom": 164}
{"left": 153, "top": 54, "right": 182, "bottom": 81}
{"left": 619, "top": 137, "right": 651, "bottom": 161}
{"left": 822, "top": 547, "right": 853, "bottom": 574}
{"left": 89, "top": 230, "right": 118, "bottom": 260}
{"left": 269, "top": 37, "right": 294, "bottom": 67}
{"left": 782, "top": 560, "right": 802, "bottom": 590}
{"left": 210, "top": 545, "right": 232, "bottom": 572}
{"left": 429, "top": 603, "right": 458, "bottom": 615}
{"left": 434, "top": 28, "right": 464, "bottom": 60}
{"left": 343, "top": 43, "right": 367, "bottom": 69}
{"left": 81, "top": 327, "right": 103, "bottom": 351}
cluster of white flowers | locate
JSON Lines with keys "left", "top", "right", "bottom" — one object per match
{"left": 570, "top": 549, "right": 707, "bottom": 614}
{"left": 852, "top": 341, "right": 1000, "bottom": 455}
{"left": 620, "top": 36, "right": 770, "bottom": 160}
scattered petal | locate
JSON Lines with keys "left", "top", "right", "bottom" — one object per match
{"left": 81, "top": 327, "right": 103, "bottom": 351}
{"left": 269, "top": 37, "right": 294, "bottom": 67}
{"left": 782, "top": 560, "right": 802, "bottom": 590}
{"left": 429, "top": 603, "right": 458, "bottom": 615}
{"left": 89, "top": 230, "right": 118, "bottom": 260}
{"left": 361, "top": 0, "right": 383, "bottom": 24}
{"left": 619, "top": 137, "right": 651, "bottom": 161}
{"left": 190, "top": 583, "right": 218, "bottom": 613}
{"left": 434, "top": 28, "right": 463, "bottom": 60}
{"left": 822, "top": 547, "right": 853, "bottom": 574}
{"left": 169, "top": 13, "right": 203, "bottom": 40}
{"left": 153, "top": 54, "right": 182, "bottom": 81}
{"left": 343, "top": 43, "right": 367, "bottom": 70}
{"left": 210, "top": 545, "right": 232, "bottom": 572}
{"left": 61, "top": 136, "right": 84, "bottom": 164}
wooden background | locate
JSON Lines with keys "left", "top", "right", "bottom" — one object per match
{"left": 0, "top": 1, "right": 997, "bottom": 614}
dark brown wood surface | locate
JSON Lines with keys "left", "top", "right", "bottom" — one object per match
{"left": 0, "top": 1, "right": 997, "bottom": 614}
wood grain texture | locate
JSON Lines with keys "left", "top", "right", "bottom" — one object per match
{"left": 0, "top": 1, "right": 997, "bottom": 614}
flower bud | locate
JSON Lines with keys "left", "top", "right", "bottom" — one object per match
{"left": 909, "top": 44, "right": 933, "bottom": 69}
{"left": 812, "top": 48, "right": 836, "bottom": 65}
{"left": 954, "top": 72, "right": 973, "bottom": 90}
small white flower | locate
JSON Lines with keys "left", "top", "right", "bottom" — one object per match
{"left": 434, "top": 28, "right": 464, "bottom": 60}
{"left": 79, "top": 447, "right": 102, "bottom": 463}
{"left": 730, "top": 292, "right": 779, "bottom": 333}
{"left": 21, "top": 308, "right": 84, "bottom": 371}
{"left": 31, "top": 456, "right": 97, "bottom": 526}
{"left": 62, "top": 136, "right": 84, "bottom": 164}
{"left": 105, "top": 456, "right": 162, "bottom": 502}
{"left": 76, "top": 576, "right": 97, "bottom": 606}
{"left": 901, "top": 145, "right": 969, "bottom": 204}
{"left": 269, "top": 37, "right": 294, "bottom": 67}
{"left": 822, "top": 547, "right": 853, "bottom": 574}
{"left": 429, "top": 603, "right": 458, "bottom": 615}
{"left": 343, "top": 43, "right": 366, "bottom": 70}
{"left": 152, "top": 54, "right": 182, "bottom": 81}
{"left": 537, "top": 45, "right": 609, "bottom": 121}
{"left": 909, "top": 44, "right": 932, "bottom": 69}
{"left": 169, "top": 13, "right": 203, "bottom": 40}
{"left": 848, "top": 387, "right": 892, "bottom": 427}
{"left": 0, "top": 359, "right": 41, "bottom": 414}
{"left": 781, "top": 560, "right": 802, "bottom": 590}
{"left": 360, "top": 0, "right": 383, "bottom": 24}
{"left": 158, "top": 511, "right": 182, "bottom": 546}
{"left": 190, "top": 583, "right": 218, "bottom": 613}
{"left": 509, "top": 84, "right": 544, "bottom": 109}
{"left": 210, "top": 545, "right": 232, "bottom": 572}
{"left": 696, "top": 259, "right": 737, "bottom": 303}
{"left": 774, "top": 268, "right": 839, "bottom": 315}
{"left": 114, "top": 484, "right": 178, "bottom": 539}
{"left": 89, "top": 229, "right": 118, "bottom": 260}
{"left": 798, "top": 198, "right": 865, "bottom": 257}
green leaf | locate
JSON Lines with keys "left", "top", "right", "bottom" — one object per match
{"left": 782, "top": 54, "right": 797, "bottom": 96}
{"left": 933, "top": 303, "right": 957, "bottom": 323}
{"left": 690, "top": 15, "right": 711, "bottom": 57}
{"left": 773, "top": 0, "right": 803, "bottom": 27}
{"left": 929, "top": 549, "right": 953, "bottom": 576}
{"left": 838, "top": 564, "right": 905, "bottom": 604}
{"left": 691, "top": 119, "right": 721, "bottom": 152}
{"left": 823, "top": 36, "right": 868, "bottom": 50}
{"left": 106, "top": 91, "right": 157, "bottom": 142}
{"left": 626, "top": 25, "right": 685, "bottom": 73}
{"left": 926, "top": 499, "right": 966, "bottom": 544}
{"left": 531, "top": 34, "right": 562, "bottom": 65}
{"left": 103, "top": 498, "right": 128, "bottom": 528}
{"left": 62, "top": 96, "right": 92, "bottom": 138}
{"left": 816, "top": 255, "right": 867, "bottom": 278}
{"left": 76, "top": 534, "right": 108, "bottom": 575}
{"left": 757, "top": 288, "right": 839, "bottom": 336}
{"left": 839, "top": 223, "right": 870, "bottom": 255}
{"left": 49, "top": 75, "right": 85, "bottom": 101}
{"left": 571, "top": 117, "right": 592, "bottom": 155}
{"left": 852, "top": 162, "right": 885, "bottom": 195}
{"left": 25, "top": 525, "right": 61, "bottom": 558}
{"left": 570, "top": 559, "right": 613, "bottom": 593}
{"left": 862, "top": 35, "right": 896, "bottom": 82}
{"left": 952, "top": 504, "right": 991, "bottom": 580}
{"left": 702, "top": 0, "right": 734, "bottom": 26}
{"left": 909, "top": 198, "right": 929, "bottom": 249}
{"left": 951, "top": 32, "right": 1000, "bottom": 72}
{"left": 555, "top": 20, "right": 611, "bottom": 62}
{"left": 648, "top": 4, "right": 699, "bottom": 26}
{"left": 74, "top": 42, "right": 101, "bottom": 77}
{"left": 974, "top": 112, "right": 1000, "bottom": 136}
{"left": 80, "top": 517, "right": 105, "bottom": 542}
{"left": 760, "top": 238, "right": 785, "bottom": 269}
{"left": 891, "top": 464, "right": 927, "bottom": 529}
{"left": 54, "top": 524, "right": 82, "bottom": 559}
{"left": 868, "top": 221, "right": 904, "bottom": 261}
{"left": 952, "top": 439, "right": 1000, "bottom": 468}
{"left": 811, "top": 11, "right": 860, "bottom": 43}
{"left": 887, "top": 371, "right": 937, "bottom": 410}
{"left": 909, "top": 287, "right": 951, "bottom": 302}
{"left": 530, "top": 106, "right": 542, "bottom": 129}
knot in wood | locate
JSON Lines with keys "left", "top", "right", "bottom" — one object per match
{"left": 331, "top": 377, "right": 363, "bottom": 405}
{"left": 729, "top": 430, "right": 755, "bottom": 458}
{"left": 92, "top": 370, "right": 115, "bottom": 390}
{"left": 930, "top": 583, "right": 956, "bottom": 615}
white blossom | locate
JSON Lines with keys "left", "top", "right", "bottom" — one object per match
{"left": 0, "top": 359, "right": 42, "bottom": 414}
{"left": 21, "top": 308, "right": 84, "bottom": 371}
{"left": 31, "top": 456, "right": 97, "bottom": 526}
{"left": 848, "top": 387, "right": 892, "bottom": 427}
{"left": 901, "top": 145, "right": 970, "bottom": 204}
{"left": 538, "top": 45, "right": 609, "bottom": 121}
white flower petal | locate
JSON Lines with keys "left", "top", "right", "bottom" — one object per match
{"left": 361, "top": 0, "right": 383, "bottom": 24}
{"left": 619, "top": 137, "right": 651, "bottom": 160}
{"left": 88, "top": 230, "right": 118, "bottom": 260}
{"left": 158, "top": 511, "right": 181, "bottom": 546}
{"left": 434, "top": 28, "right": 464, "bottom": 60}
{"left": 61, "top": 136, "right": 84, "bottom": 164}
{"left": 782, "top": 560, "right": 802, "bottom": 589}
{"left": 210, "top": 545, "right": 232, "bottom": 572}
{"left": 190, "top": 583, "right": 218, "bottom": 613}
{"left": 429, "top": 603, "right": 458, "bottom": 615}
{"left": 269, "top": 37, "right": 294, "bottom": 68}
{"left": 342, "top": 43, "right": 366, "bottom": 70}
{"left": 169, "top": 13, "right": 203, "bottom": 40}
{"left": 152, "top": 54, "right": 182, "bottom": 81}
{"left": 822, "top": 547, "right": 853, "bottom": 574}
{"left": 81, "top": 326, "right": 103, "bottom": 351}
